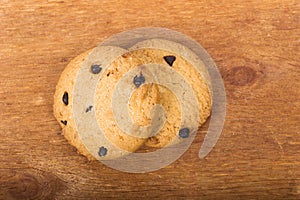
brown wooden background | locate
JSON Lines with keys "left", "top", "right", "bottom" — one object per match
{"left": 0, "top": 0, "right": 299, "bottom": 199}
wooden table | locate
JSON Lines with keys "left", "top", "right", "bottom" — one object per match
{"left": 0, "top": 0, "right": 299, "bottom": 199}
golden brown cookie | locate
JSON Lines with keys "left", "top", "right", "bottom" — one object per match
{"left": 53, "top": 47, "right": 159, "bottom": 160}
{"left": 95, "top": 43, "right": 211, "bottom": 149}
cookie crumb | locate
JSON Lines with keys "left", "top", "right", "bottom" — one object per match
{"left": 179, "top": 128, "right": 190, "bottom": 138}
{"left": 163, "top": 55, "right": 176, "bottom": 66}
{"left": 62, "top": 92, "right": 68, "bottom": 105}
{"left": 91, "top": 64, "right": 102, "bottom": 74}
{"left": 98, "top": 146, "right": 108, "bottom": 157}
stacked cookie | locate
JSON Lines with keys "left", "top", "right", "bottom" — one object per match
{"left": 53, "top": 39, "right": 212, "bottom": 160}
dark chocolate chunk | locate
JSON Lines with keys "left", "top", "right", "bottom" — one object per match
{"left": 60, "top": 120, "right": 67, "bottom": 125}
{"left": 98, "top": 146, "right": 107, "bottom": 157}
{"left": 91, "top": 64, "right": 102, "bottom": 74}
{"left": 133, "top": 74, "right": 145, "bottom": 88}
{"left": 62, "top": 92, "right": 68, "bottom": 105}
{"left": 179, "top": 127, "right": 190, "bottom": 138}
{"left": 85, "top": 105, "right": 93, "bottom": 113}
{"left": 163, "top": 55, "right": 176, "bottom": 66}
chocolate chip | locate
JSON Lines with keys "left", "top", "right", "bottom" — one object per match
{"left": 60, "top": 120, "right": 67, "bottom": 125}
{"left": 133, "top": 74, "right": 145, "bottom": 87}
{"left": 62, "top": 92, "right": 68, "bottom": 105}
{"left": 98, "top": 146, "right": 107, "bottom": 157}
{"left": 179, "top": 128, "right": 190, "bottom": 138}
{"left": 91, "top": 64, "right": 102, "bottom": 74}
{"left": 163, "top": 55, "right": 176, "bottom": 66}
{"left": 85, "top": 106, "right": 93, "bottom": 113}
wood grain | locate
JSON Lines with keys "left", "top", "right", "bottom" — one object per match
{"left": 0, "top": 0, "right": 299, "bottom": 199}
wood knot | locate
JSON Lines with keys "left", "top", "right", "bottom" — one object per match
{"left": 3, "top": 169, "right": 66, "bottom": 200}
{"left": 225, "top": 66, "right": 257, "bottom": 86}
{"left": 9, "top": 173, "right": 40, "bottom": 199}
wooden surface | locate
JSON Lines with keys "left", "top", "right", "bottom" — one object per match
{"left": 0, "top": 0, "right": 299, "bottom": 199}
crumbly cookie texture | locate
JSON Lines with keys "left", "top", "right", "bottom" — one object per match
{"left": 53, "top": 39, "right": 212, "bottom": 160}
